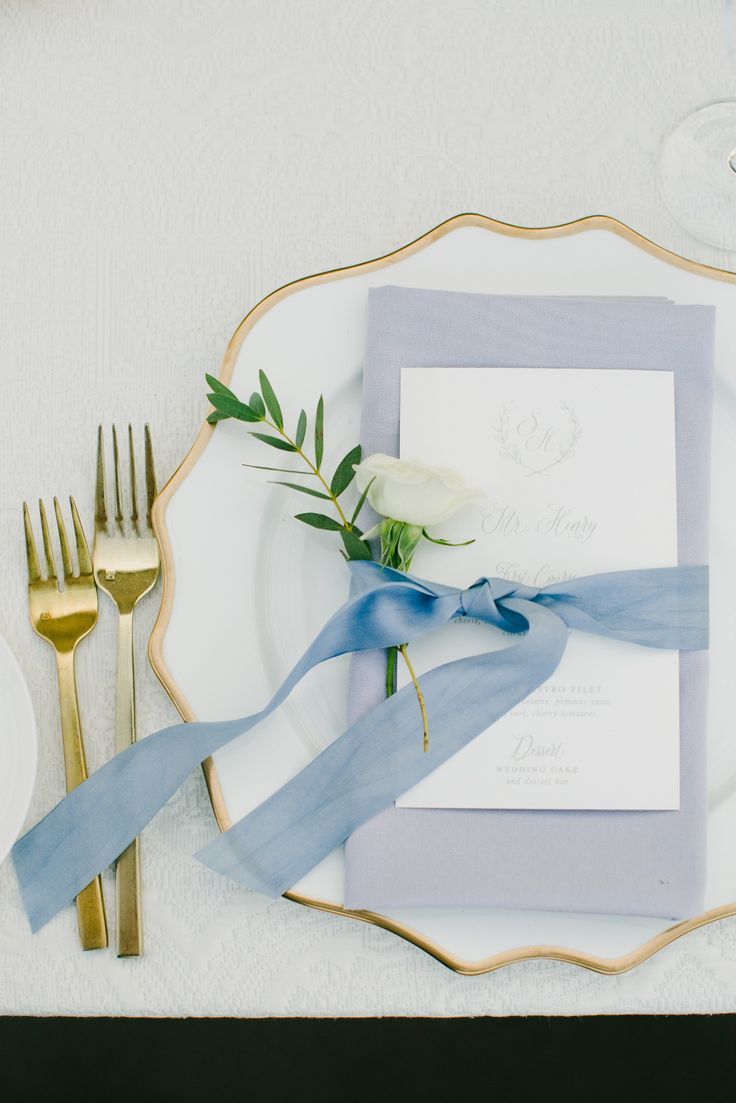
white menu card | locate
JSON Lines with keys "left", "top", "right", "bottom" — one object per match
{"left": 396, "top": 367, "right": 680, "bottom": 811}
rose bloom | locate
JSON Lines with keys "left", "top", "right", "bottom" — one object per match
{"left": 353, "top": 454, "right": 484, "bottom": 528}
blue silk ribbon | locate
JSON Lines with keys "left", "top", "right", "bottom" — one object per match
{"left": 12, "top": 561, "right": 708, "bottom": 932}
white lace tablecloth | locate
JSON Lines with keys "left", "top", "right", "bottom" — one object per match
{"left": 2, "top": 0, "right": 736, "bottom": 1016}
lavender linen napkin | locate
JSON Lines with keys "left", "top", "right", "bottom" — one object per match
{"left": 343, "top": 287, "right": 715, "bottom": 918}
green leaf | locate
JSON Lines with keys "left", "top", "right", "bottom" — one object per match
{"left": 270, "top": 481, "right": 331, "bottom": 499}
{"left": 315, "top": 395, "right": 324, "bottom": 468}
{"left": 380, "top": 519, "right": 402, "bottom": 564}
{"left": 249, "top": 431, "right": 297, "bottom": 452}
{"left": 422, "top": 530, "right": 476, "bottom": 548}
{"left": 397, "top": 524, "right": 423, "bottom": 571}
{"left": 258, "top": 370, "right": 283, "bottom": 429}
{"left": 295, "top": 512, "right": 342, "bottom": 531}
{"left": 351, "top": 475, "right": 375, "bottom": 525}
{"left": 205, "top": 373, "right": 236, "bottom": 398}
{"left": 380, "top": 520, "right": 421, "bottom": 571}
{"left": 249, "top": 392, "right": 266, "bottom": 418}
{"left": 207, "top": 410, "right": 229, "bottom": 424}
{"left": 330, "top": 444, "right": 361, "bottom": 497}
{"left": 340, "top": 527, "right": 372, "bottom": 560}
{"left": 208, "top": 393, "right": 261, "bottom": 422}
{"left": 295, "top": 409, "right": 307, "bottom": 449}
{"left": 243, "top": 464, "right": 312, "bottom": 474}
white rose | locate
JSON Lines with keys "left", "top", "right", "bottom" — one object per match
{"left": 353, "top": 453, "right": 484, "bottom": 528}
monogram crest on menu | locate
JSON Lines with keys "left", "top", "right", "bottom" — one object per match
{"left": 495, "top": 401, "right": 581, "bottom": 476}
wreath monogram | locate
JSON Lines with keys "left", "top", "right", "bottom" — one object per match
{"left": 494, "top": 401, "right": 581, "bottom": 477}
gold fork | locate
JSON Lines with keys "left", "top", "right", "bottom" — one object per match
{"left": 23, "top": 498, "right": 108, "bottom": 950}
{"left": 94, "top": 425, "right": 159, "bottom": 958}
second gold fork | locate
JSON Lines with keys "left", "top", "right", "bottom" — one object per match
{"left": 94, "top": 425, "right": 159, "bottom": 957}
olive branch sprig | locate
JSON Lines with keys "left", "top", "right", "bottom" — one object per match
{"left": 206, "top": 371, "right": 372, "bottom": 561}
{"left": 205, "top": 371, "right": 432, "bottom": 749}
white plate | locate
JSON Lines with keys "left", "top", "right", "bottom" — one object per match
{"left": 151, "top": 214, "right": 736, "bottom": 975}
{"left": 0, "top": 632, "right": 37, "bottom": 867}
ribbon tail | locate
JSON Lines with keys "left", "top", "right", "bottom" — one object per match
{"left": 196, "top": 600, "right": 569, "bottom": 898}
{"left": 539, "top": 565, "right": 709, "bottom": 650}
{"left": 13, "top": 717, "right": 256, "bottom": 932}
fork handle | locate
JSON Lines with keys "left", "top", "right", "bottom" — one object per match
{"left": 115, "top": 611, "right": 142, "bottom": 957}
{"left": 55, "top": 650, "right": 108, "bottom": 951}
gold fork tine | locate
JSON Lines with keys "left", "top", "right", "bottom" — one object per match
{"left": 23, "top": 502, "right": 41, "bottom": 583}
{"left": 95, "top": 426, "right": 107, "bottom": 529}
{"left": 128, "top": 424, "right": 139, "bottom": 532}
{"left": 112, "top": 426, "right": 124, "bottom": 530}
{"left": 144, "top": 424, "right": 157, "bottom": 529}
{"left": 70, "top": 496, "right": 93, "bottom": 575}
{"left": 39, "top": 500, "right": 57, "bottom": 582}
{"left": 54, "top": 497, "right": 73, "bottom": 580}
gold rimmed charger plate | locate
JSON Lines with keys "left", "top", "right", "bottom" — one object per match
{"left": 149, "top": 213, "right": 736, "bottom": 976}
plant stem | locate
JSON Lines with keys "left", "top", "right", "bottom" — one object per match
{"left": 262, "top": 417, "right": 351, "bottom": 528}
{"left": 380, "top": 531, "right": 430, "bottom": 747}
{"left": 399, "top": 644, "right": 429, "bottom": 753}
{"left": 386, "top": 645, "right": 397, "bottom": 696}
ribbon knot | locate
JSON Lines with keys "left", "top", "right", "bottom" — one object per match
{"left": 460, "top": 576, "right": 541, "bottom": 631}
